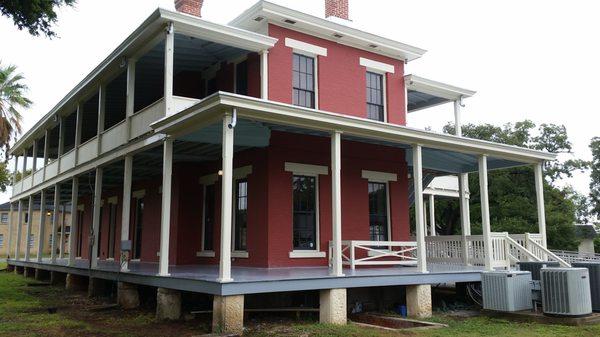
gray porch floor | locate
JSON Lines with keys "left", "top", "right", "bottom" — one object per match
{"left": 10, "top": 258, "right": 485, "bottom": 295}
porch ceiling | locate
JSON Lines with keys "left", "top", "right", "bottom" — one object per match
{"left": 405, "top": 74, "right": 476, "bottom": 113}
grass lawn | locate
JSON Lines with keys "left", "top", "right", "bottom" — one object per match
{"left": 1, "top": 266, "right": 600, "bottom": 336}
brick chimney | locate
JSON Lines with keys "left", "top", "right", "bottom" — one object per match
{"left": 175, "top": 0, "right": 203, "bottom": 17}
{"left": 325, "top": 0, "right": 349, "bottom": 20}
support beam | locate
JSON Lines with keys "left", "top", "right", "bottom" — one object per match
{"left": 97, "top": 85, "right": 106, "bottom": 154}
{"left": 125, "top": 58, "right": 136, "bottom": 139}
{"left": 218, "top": 113, "right": 234, "bottom": 282}
{"left": 164, "top": 22, "right": 174, "bottom": 116}
{"left": 478, "top": 155, "right": 494, "bottom": 271}
{"left": 91, "top": 168, "right": 103, "bottom": 269}
{"left": 158, "top": 139, "right": 173, "bottom": 276}
{"left": 57, "top": 116, "right": 65, "bottom": 167}
{"left": 12, "top": 154, "right": 19, "bottom": 185}
{"left": 120, "top": 155, "right": 133, "bottom": 271}
{"left": 212, "top": 295, "right": 244, "bottom": 334}
{"left": 43, "top": 130, "right": 49, "bottom": 179}
{"left": 330, "top": 130, "right": 343, "bottom": 277}
{"left": 260, "top": 50, "right": 269, "bottom": 99}
{"left": 68, "top": 178, "right": 79, "bottom": 266}
{"left": 59, "top": 203, "right": 65, "bottom": 259}
{"left": 32, "top": 138, "right": 38, "bottom": 172}
{"left": 22, "top": 149, "right": 27, "bottom": 178}
{"left": 15, "top": 200, "right": 23, "bottom": 260}
{"left": 319, "top": 289, "right": 347, "bottom": 324}
{"left": 37, "top": 190, "right": 47, "bottom": 262}
{"left": 412, "top": 144, "right": 427, "bottom": 273}
{"left": 406, "top": 284, "right": 432, "bottom": 318}
{"left": 428, "top": 194, "right": 436, "bottom": 236}
{"left": 534, "top": 163, "right": 547, "bottom": 248}
{"left": 25, "top": 196, "right": 33, "bottom": 261}
{"left": 51, "top": 184, "right": 60, "bottom": 263}
{"left": 454, "top": 98, "right": 463, "bottom": 137}
{"left": 459, "top": 173, "right": 471, "bottom": 265}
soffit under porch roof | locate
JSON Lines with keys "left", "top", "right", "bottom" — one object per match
{"left": 405, "top": 74, "right": 476, "bottom": 113}
{"left": 151, "top": 92, "right": 556, "bottom": 169}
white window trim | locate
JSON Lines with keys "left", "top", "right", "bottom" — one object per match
{"left": 361, "top": 170, "right": 397, "bottom": 183}
{"left": 360, "top": 57, "right": 395, "bottom": 74}
{"left": 285, "top": 162, "right": 328, "bottom": 176}
{"left": 287, "top": 164, "right": 327, "bottom": 258}
{"left": 285, "top": 38, "right": 328, "bottom": 57}
{"left": 196, "top": 250, "right": 215, "bottom": 258}
{"left": 231, "top": 165, "right": 252, "bottom": 258}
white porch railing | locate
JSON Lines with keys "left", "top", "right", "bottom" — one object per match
{"left": 550, "top": 250, "right": 600, "bottom": 263}
{"left": 328, "top": 240, "right": 417, "bottom": 269}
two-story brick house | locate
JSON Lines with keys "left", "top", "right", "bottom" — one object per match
{"left": 6, "top": 0, "right": 564, "bottom": 334}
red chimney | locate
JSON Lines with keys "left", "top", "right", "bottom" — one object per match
{"left": 325, "top": 0, "right": 349, "bottom": 20}
{"left": 175, "top": 0, "right": 203, "bottom": 17}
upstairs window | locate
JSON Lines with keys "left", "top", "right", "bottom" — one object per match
{"left": 0, "top": 212, "right": 7, "bottom": 224}
{"left": 293, "top": 53, "right": 315, "bottom": 109}
{"left": 366, "top": 71, "right": 384, "bottom": 121}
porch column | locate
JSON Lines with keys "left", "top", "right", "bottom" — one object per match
{"left": 7, "top": 202, "right": 13, "bottom": 259}
{"left": 37, "top": 189, "right": 47, "bottom": 262}
{"left": 125, "top": 58, "right": 136, "bottom": 139}
{"left": 412, "top": 144, "right": 427, "bottom": 273}
{"left": 158, "top": 139, "right": 173, "bottom": 276}
{"left": 97, "top": 84, "right": 105, "bottom": 154}
{"left": 68, "top": 178, "right": 79, "bottom": 266}
{"left": 534, "top": 163, "right": 547, "bottom": 248}
{"left": 164, "top": 22, "right": 174, "bottom": 116}
{"left": 423, "top": 201, "right": 428, "bottom": 236}
{"left": 51, "top": 184, "right": 60, "bottom": 263}
{"left": 13, "top": 154, "right": 19, "bottom": 185}
{"left": 218, "top": 112, "right": 234, "bottom": 282}
{"left": 120, "top": 155, "right": 133, "bottom": 271}
{"left": 459, "top": 173, "right": 471, "bottom": 265}
{"left": 260, "top": 50, "right": 269, "bottom": 99}
{"left": 25, "top": 195, "right": 33, "bottom": 261}
{"left": 22, "top": 149, "right": 27, "bottom": 178}
{"left": 454, "top": 98, "right": 463, "bottom": 137}
{"left": 43, "top": 130, "right": 49, "bottom": 179}
{"left": 91, "top": 168, "right": 103, "bottom": 269}
{"left": 330, "top": 131, "right": 344, "bottom": 277}
{"left": 32, "top": 138, "right": 38, "bottom": 172}
{"left": 428, "top": 194, "right": 436, "bottom": 236}
{"left": 15, "top": 199, "right": 23, "bottom": 260}
{"left": 478, "top": 155, "right": 494, "bottom": 271}
{"left": 74, "top": 103, "right": 83, "bottom": 163}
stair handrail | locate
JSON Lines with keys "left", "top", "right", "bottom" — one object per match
{"left": 504, "top": 234, "right": 543, "bottom": 264}
{"left": 527, "top": 238, "right": 571, "bottom": 267}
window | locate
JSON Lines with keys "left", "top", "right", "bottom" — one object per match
{"left": 235, "top": 60, "right": 248, "bottom": 96}
{"left": 24, "top": 212, "right": 29, "bottom": 224}
{"left": 366, "top": 71, "right": 384, "bottom": 121}
{"left": 0, "top": 234, "right": 4, "bottom": 247}
{"left": 28, "top": 234, "right": 35, "bottom": 248}
{"left": 202, "top": 184, "right": 215, "bottom": 252}
{"left": 107, "top": 202, "right": 118, "bottom": 259}
{"left": 292, "top": 175, "right": 317, "bottom": 250}
{"left": 368, "top": 182, "right": 389, "bottom": 241}
{"left": 76, "top": 209, "right": 84, "bottom": 257}
{"left": 48, "top": 234, "right": 53, "bottom": 247}
{"left": 132, "top": 198, "right": 144, "bottom": 260}
{"left": 234, "top": 179, "right": 248, "bottom": 251}
{"left": 1, "top": 212, "right": 8, "bottom": 223}
{"left": 292, "top": 53, "right": 315, "bottom": 108}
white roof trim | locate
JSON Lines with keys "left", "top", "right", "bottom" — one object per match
{"left": 285, "top": 38, "right": 327, "bottom": 56}
{"left": 360, "top": 57, "right": 395, "bottom": 74}
{"left": 151, "top": 92, "right": 557, "bottom": 164}
{"left": 230, "top": 1, "right": 426, "bottom": 62}
{"left": 405, "top": 74, "right": 476, "bottom": 101}
{"left": 361, "top": 170, "right": 397, "bottom": 182}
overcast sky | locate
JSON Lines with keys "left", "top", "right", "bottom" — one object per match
{"left": 1, "top": 0, "right": 596, "bottom": 203}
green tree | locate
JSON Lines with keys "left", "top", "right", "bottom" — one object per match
{"left": 438, "top": 120, "right": 585, "bottom": 250}
{"left": 0, "top": 161, "right": 11, "bottom": 192}
{"left": 0, "top": 0, "right": 75, "bottom": 38}
{"left": 590, "top": 137, "right": 600, "bottom": 219}
{"left": 0, "top": 61, "right": 31, "bottom": 158}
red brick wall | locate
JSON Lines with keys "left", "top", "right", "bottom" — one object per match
{"left": 267, "top": 24, "right": 407, "bottom": 125}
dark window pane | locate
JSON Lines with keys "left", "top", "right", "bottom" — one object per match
{"left": 366, "top": 72, "right": 384, "bottom": 121}
{"left": 234, "top": 179, "right": 248, "bottom": 251}
{"left": 292, "top": 53, "right": 315, "bottom": 108}
{"left": 293, "top": 175, "right": 317, "bottom": 250}
{"left": 368, "top": 182, "right": 388, "bottom": 242}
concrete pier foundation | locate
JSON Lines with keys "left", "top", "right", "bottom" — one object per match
{"left": 156, "top": 287, "right": 181, "bottom": 320}
{"left": 319, "top": 288, "right": 347, "bottom": 325}
{"left": 212, "top": 294, "right": 245, "bottom": 335}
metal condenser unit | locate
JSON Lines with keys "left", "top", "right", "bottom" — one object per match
{"left": 481, "top": 270, "right": 532, "bottom": 312}
{"left": 540, "top": 267, "right": 592, "bottom": 316}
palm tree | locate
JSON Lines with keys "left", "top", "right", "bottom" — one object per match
{"left": 0, "top": 61, "right": 31, "bottom": 160}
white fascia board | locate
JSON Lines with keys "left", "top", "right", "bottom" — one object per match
{"left": 229, "top": 1, "right": 426, "bottom": 62}
{"left": 285, "top": 38, "right": 327, "bottom": 56}
{"left": 405, "top": 74, "right": 476, "bottom": 101}
{"left": 151, "top": 92, "right": 557, "bottom": 164}
{"left": 360, "top": 57, "right": 395, "bottom": 74}
{"left": 10, "top": 8, "right": 276, "bottom": 156}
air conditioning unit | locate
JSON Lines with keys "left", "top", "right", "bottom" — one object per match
{"left": 517, "top": 261, "right": 560, "bottom": 281}
{"left": 571, "top": 262, "right": 600, "bottom": 312}
{"left": 481, "top": 271, "right": 532, "bottom": 312}
{"left": 540, "top": 268, "right": 592, "bottom": 316}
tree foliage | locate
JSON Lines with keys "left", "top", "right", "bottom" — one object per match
{"left": 437, "top": 120, "right": 585, "bottom": 250}
{"left": 590, "top": 137, "right": 600, "bottom": 219}
{"left": 0, "top": 61, "right": 31, "bottom": 159}
{"left": 0, "top": 0, "right": 75, "bottom": 38}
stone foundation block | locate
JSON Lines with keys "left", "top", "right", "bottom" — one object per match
{"left": 212, "top": 294, "right": 244, "bottom": 335}
{"left": 65, "top": 273, "right": 88, "bottom": 292}
{"left": 34, "top": 268, "right": 50, "bottom": 281}
{"left": 156, "top": 288, "right": 181, "bottom": 320}
{"left": 88, "top": 277, "right": 111, "bottom": 298}
{"left": 319, "top": 288, "right": 347, "bottom": 325}
{"left": 117, "top": 282, "right": 140, "bottom": 309}
{"left": 50, "top": 271, "right": 66, "bottom": 285}
{"left": 406, "top": 284, "right": 432, "bottom": 318}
